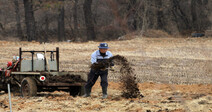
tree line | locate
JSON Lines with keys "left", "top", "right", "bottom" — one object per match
{"left": 0, "top": 0, "right": 211, "bottom": 42}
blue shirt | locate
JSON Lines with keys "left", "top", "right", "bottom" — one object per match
{"left": 91, "top": 50, "right": 113, "bottom": 64}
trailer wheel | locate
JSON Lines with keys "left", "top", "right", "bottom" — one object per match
{"left": 79, "top": 86, "right": 85, "bottom": 96}
{"left": 69, "top": 86, "right": 80, "bottom": 97}
{"left": 21, "top": 77, "right": 37, "bottom": 97}
{"left": 3, "top": 89, "right": 8, "bottom": 93}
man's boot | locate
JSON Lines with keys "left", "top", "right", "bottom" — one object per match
{"left": 102, "top": 87, "right": 107, "bottom": 99}
{"left": 82, "top": 88, "right": 91, "bottom": 97}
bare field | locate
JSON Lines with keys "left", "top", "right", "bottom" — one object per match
{"left": 0, "top": 37, "right": 212, "bottom": 111}
{"left": 0, "top": 37, "right": 211, "bottom": 84}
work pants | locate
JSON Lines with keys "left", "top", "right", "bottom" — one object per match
{"left": 85, "top": 69, "right": 108, "bottom": 91}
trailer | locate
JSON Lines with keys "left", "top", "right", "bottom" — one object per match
{"left": 0, "top": 47, "right": 87, "bottom": 97}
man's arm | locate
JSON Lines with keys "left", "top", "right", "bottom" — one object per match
{"left": 107, "top": 51, "right": 113, "bottom": 58}
{"left": 91, "top": 51, "right": 97, "bottom": 64}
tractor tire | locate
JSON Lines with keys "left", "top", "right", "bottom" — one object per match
{"left": 79, "top": 86, "right": 85, "bottom": 96}
{"left": 3, "top": 89, "right": 8, "bottom": 93}
{"left": 21, "top": 77, "right": 37, "bottom": 97}
{"left": 69, "top": 86, "right": 80, "bottom": 97}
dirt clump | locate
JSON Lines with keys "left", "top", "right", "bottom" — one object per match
{"left": 49, "top": 74, "right": 86, "bottom": 83}
{"left": 91, "top": 55, "right": 143, "bottom": 98}
{"left": 0, "top": 100, "right": 8, "bottom": 108}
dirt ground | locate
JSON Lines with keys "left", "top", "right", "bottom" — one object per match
{"left": 0, "top": 37, "right": 212, "bottom": 111}
{"left": 0, "top": 82, "right": 212, "bottom": 112}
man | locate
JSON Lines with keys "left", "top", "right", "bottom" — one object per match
{"left": 83, "top": 43, "right": 113, "bottom": 99}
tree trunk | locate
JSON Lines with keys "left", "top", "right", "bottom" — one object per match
{"left": 191, "top": 0, "right": 198, "bottom": 31}
{"left": 191, "top": 0, "right": 210, "bottom": 31}
{"left": 58, "top": 1, "right": 65, "bottom": 42}
{"left": 169, "top": 0, "right": 192, "bottom": 35}
{"left": 83, "top": 0, "right": 96, "bottom": 41}
{"left": 23, "top": 0, "right": 36, "bottom": 41}
{"left": 127, "top": 0, "right": 137, "bottom": 30}
{"left": 142, "top": 0, "right": 151, "bottom": 32}
{"left": 142, "top": 0, "right": 179, "bottom": 35}
{"left": 44, "top": 13, "right": 49, "bottom": 42}
{"left": 162, "top": 0, "right": 179, "bottom": 35}
{"left": 155, "top": 0, "right": 163, "bottom": 29}
{"left": 14, "top": 0, "right": 24, "bottom": 40}
{"left": 73, "top": 0, "right": 78, "bottom": 41}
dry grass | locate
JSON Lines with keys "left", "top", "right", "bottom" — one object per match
{"left": 142, "top": 29, "right": 172, "bottom": 38}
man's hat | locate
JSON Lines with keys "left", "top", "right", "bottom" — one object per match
{"left": 98, "top": 43, "right": 109, "bottom": 49}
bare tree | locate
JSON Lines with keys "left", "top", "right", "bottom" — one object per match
{"left": 73, "top": 0, "right": 78, "bottom": 41}
{"left": 23, "top": 0, "right": 36, "bottom": 41}
{"left": 58, "top": 0, "right": 65, "bottom": 41}
{"left": 107, "top": 0, "right": 129, "bottom": 32}
{"left": 0, "top": 0, "right": 212, "bottom": 41}
{"left": 44, "top": 12, "right": 49, "bottom": 42}
{"left": 172, "top": 0, "right": 191, "bottom": 34}
{"left": 191, "top": 0, "right": 199, "bottom": 31}
{"left": 83, "top": 0, "right": 96, "bottom": 40}
{"left": 14, "top": 0, "right": 23, "bottom": 40}
{"left": 191, "top": 0, "right": 210, "bottom": 32}
{"left": 141, "top": 0, "right": 151, "bottom": 32}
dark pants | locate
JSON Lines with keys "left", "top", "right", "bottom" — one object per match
{"left": 85, "top": 69, "right": 108, "bottom": 91}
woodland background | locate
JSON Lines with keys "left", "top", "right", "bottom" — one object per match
{"left": 0, "top": 0, "right": 211, "bottom": 42}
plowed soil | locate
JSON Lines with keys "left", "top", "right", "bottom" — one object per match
{"left": 0, "top": 82, "right": 212, "bottom": 112}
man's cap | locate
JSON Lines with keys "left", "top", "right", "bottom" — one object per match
{"left": 98, "top": 43, "right": 109, "bottom": 49}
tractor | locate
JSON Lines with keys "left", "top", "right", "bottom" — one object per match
{"left": 0, "top": 47, "right": 87, "bottom": 97}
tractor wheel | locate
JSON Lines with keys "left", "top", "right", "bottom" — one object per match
{"left": 79, "top": 86, "right": 85, "bottom": 96}
{"left": 3, "top": 89, "right": 8, "bottom": 93}
{"left": 69, "top": 86, "right": 80, "bottom": 97}
{"left": 21, "top": 77, "right": 37, "bottom": 97}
